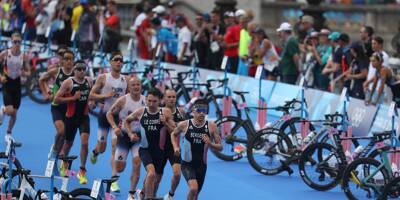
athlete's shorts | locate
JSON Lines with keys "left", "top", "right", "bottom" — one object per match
{"left": 3, "top": 76, "right": 21, "bottom": 109}
{"left": 181, "top": 162, "right": 207, "bottom": 192}
{"left": 97, "top": 112, "right": 117, "bottom": 141}
{"left": 115, "top": 131, "right": 140, "bottom": 162}
{"left": 51, "top": 104, "right": 67, "bottom": 122}
{"left": 162, "top": 138, "right": 181, "bottom": 168}
{"left": 65, "top": 115, "right": 90, "bottom": 142}
{"left": 139, "top": 147, "right": 165, "bottom": 175}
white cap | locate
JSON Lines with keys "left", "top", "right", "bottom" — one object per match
{"left": 235, "top": 9, "right": 246, "bottom": 17}
{"left": 276, "top": 22, "right": 292, "bottom": 32}
{"left": 152, "top": 5, "right": 166, "bottom": 14}
{"left": 224, "top": 11, "right": 235, "bottom": 17}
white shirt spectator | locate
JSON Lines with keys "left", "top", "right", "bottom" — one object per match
{"left": 35, "top": 11, "right": 51, "bottom": 35}
{"left": 178, "top": 25, "right": 191, "bottom": 58}
{"left": 367, "top": 50, "right": 389, "bottom": 90}
{"left": 132, "top": 12, "right": 146, "bottom": 31}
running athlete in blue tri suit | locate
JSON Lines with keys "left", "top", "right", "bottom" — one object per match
{"left": 171, "top": 99, "right": 222, "bottom": 200}
{"left": 124, "top": 88, "right": 175, "bottom": 199}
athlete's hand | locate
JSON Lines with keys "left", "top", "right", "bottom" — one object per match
{"left": 173, "top": 147, "right": 180, "bottom": 157}
{"left": 104, "top": 90, "right": 116, "bottom": 99}
{"left": 73, "top": 91, "right": 81, "bottom": 100}
{"left": 129, "top": 133, "right": 140, "bottom": 142}
{"left": 0, "top": 75, "right": 6, "bottom": 83}
{"left": 202, "top": 134, "right": 211, "bottom": 145}
{"left": 160, "top": 113, "right": 166, "bottom": 124}
{"left": 113, "top": 127, "right": 122, "bottom": 137}
{"left": 88, "top": 101, "right": 96, "bottom": 109}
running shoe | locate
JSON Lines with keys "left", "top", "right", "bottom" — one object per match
{"left": 90, "top": 152, "right": 98, "bottom": 164}
{"left": 127, "top": 191, "right": 135, "bottom": 200}
{"left": 59, "top": 161, "right": 68, "bottom": 177}
{"left": 111, "top": 181, "right": 120, "bottom": 193}
{"left": 77, "top": 168, "right": 88, "bottom": 185}
{"left": 163, "top": 193, "right": 173, "bottom": 200}
{"left": 136, "top": 189, "right": 144, "bottom": 200}
{"left": 0, "top": 106, "right": 5, "bottom": 125}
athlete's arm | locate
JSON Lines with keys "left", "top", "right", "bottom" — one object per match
{"left": 54, "top": 79, "right": 80, "bottom": 104}
{"left": 124, "top": 107, "right": 144, "bottom": 139}
{"left": 161, "top": 108, "right": 176, "bottom": 132}
{"left": 39, "top": 67, "right": 58, "bottom": 99}
{"left": 178, "top": 107, "right": 186, "bottom": 120}
{"left": 171, "top": 120, "right": 188, "bottom": 156}
{"left": 203, "top": 121, "right": 223, "bottom": 151}
{"left": 89, "top": 74, "right": 114, "bottom": 101}
{"left": 106, "top": 96, "right": 125, "bottom": 136}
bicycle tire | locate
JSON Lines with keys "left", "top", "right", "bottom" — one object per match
{"left": 12, "top": 189, "right": 30, "bottom": 200}
{"left": 68, "top": 188, "right": 95, "bottom": 200}
{"left": 247, "top": 128, "right": 294, "bottom": 175}
{"left": 212, "top": 116, "right": 248, "bottom": 161}
{"left": 27, "top": 68, "right": 51, "bottom": 104}
{"left": 378, "top": 175, "right": 400, "bottom": 200}
{"left": 342, "top": 157, "right": 390, "bottom": 200}
{"left": 298, "top": 142, "right": 342, "bottom": 191}
{"left": 212, "top": 94, "right": 241, "bottom": 120}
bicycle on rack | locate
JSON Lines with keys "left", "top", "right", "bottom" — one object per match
{"left": 298, "top": 113, "right": 385, "bottom": 192}
{"left": 89, "top": 176, "right": 119, "bottom": 200}
{"left": 10, "top": 155, "right": 93, "bottom": 200}
{"left": 213, "top": 92, "right": 306, "bottom": 162}
{"left": 0, "top": 137, "right": 23, "bottom": 192}
{"left": 341, "top": 130, "right": 400, "bottom": 199}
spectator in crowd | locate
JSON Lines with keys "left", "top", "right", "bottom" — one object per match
{"left": 35, "top": 2, "right": 50, "bottom": 44}
{"left": 21, "top": 0, "right": 36, "bottom": 40}
{"left": 343, "top": 41, "right": 369, "bottom": 99}
{"left": 136, "top": 7, "right": 152, "bottom": 60}
{"left": 206, "top": 8, "right": 225, "bottom": 70}
{"left": 77, "top": 0, "right": 99, "bottom": 60}
{"left": 329, "top": 33, "right": 351, "bottom": 93}
{"left": 309, "top": 29, "right": 332, "bottom": 90}
{"left": 364, "top": 36, "right": 390, "bottom": 101}
{"left": 151, "top": 17, "right": 177, "bottom": 63}
{"left": 103, "top": 0, "right": 121, "bottom": 53}
{"left": 0, "top": 0, "right": 12, "bottom": 37}
{"left": 52, "top": 0, "right": 73, "bottom": 46}
{"left": 237, "top": 9, "right": 251, "bottom": 76}
{"left": 131, "top": 3, "right": 147, "bottom": 32}
{"left": 360, "top": 25, "right": 374, "bottom": 58}
{"left": 298, "top": 15, "right": 315, "bottom": 43}
{"left": 223, "top": 11, "right": 240, "bottom": 73}
{"left": 322, "top": 31, "right": 340, "bottom": 90}
{"left": 176, "top": 15, "right": 192, "bottom": 66}
{"left": 71, "top": 0, "right": 83, "bottom": 32}
{"left": 277, "top": 22, "right": 300, "bottom": 84}
{"left": 165, "top": 1, "right": 178, "bottom": 34}
{"left": 192, "top": 13, "right": 210, "bottom": 69}
{"left": 365, "top": 52, "right": 400, "bottom": 107}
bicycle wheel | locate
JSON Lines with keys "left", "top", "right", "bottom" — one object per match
{"left": 212, "top": 116, "right": 248, "bottom": 161}
{"left": 342, "top": 158, "right": 390, "bottom": 200}
{"left": 11, "top": 189, "right": 30, "bottom": 200}
{"left": 27, "top": 68, "right": 51, "bottom": 104}
{"left": 210, "top": 94, "right": 241, "bottom": 120}
{"left": 68, "top": 188, "right": 95, "bottom": 200}
{"left": 378, "top": 176, "right": 400, "bottom": 200}
{"left": 298, "top": 142, "right": 342, "bottom": 191}
{"left": 247, "top": 129, "right": 294, "bottom": 175}
{"left": 0, "top": 152, "right": 23, "bottom": 189}
{"left": 279, "top": 117, "right": 314, "bottom": 147}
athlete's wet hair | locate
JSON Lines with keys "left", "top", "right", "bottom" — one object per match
{"left": 147, "top": 88, "right": 163, "bottom": 99}
{"left": 193, "top": 98, "right": 208, "bottom": 107}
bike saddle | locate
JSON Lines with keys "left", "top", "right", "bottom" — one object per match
{"left": 58, "top": 155, "right": 78, "bottom": 162}
{"left": 102, "top": 176, "right": 119, "bottom": 184}
{"left": 233, "top": 91, "right": 249, "bottom": 95}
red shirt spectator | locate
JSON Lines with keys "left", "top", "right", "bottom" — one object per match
{"left": 21, "top": 0, "right": 35, "bottom": 27}
{"left": 136, "top": 17, "right": 151, "bottom": 59}
{"left": 224, "top": 24, "right": 240, "bottom": 57}
{"left": 105, "top": 15, "right": 119, "bottom": 28}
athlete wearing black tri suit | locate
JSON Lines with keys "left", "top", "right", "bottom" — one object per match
{"left": 139, "top": 108, "right": 169, "bottom": 174}
{"left": 51, "top": 68, "right": 73, "bottom": 122}
{"left": 181, "top": 119, "right": 211, "bottom": 192}
{"left": 162, "top": 107, "right": 185, "bottom": 167}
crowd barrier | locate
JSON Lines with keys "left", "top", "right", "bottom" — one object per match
{"left": 133, "top": 59, "right": 399, "bottom": 137}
